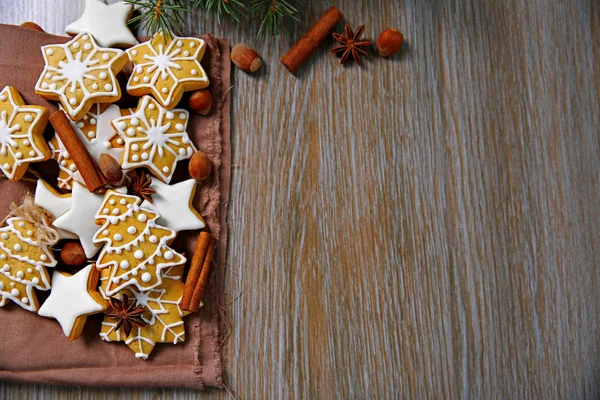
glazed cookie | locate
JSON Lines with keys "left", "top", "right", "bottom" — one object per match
{"left": 49, "top": 104, "right": 130, "bottom": 190}
{"left": 125, "top": 32, "right": 210, "bottom": 109}
{"left": 33, "top": 179, "right": 78, "bottom": 240}
{"left": 35, "top": 33, "right": 128, "bottom": 121}
{"left": 0, "top": 217, "right": 57, "bottom": 312}
{"left": 140, "top": 177, "right": 205, "bottom": 234}
{"left": 112, "top": 96, "right": 196, "bottom": 183}
{"left": 65, "top": 0, "right": 138, "bottom": 48}
{"left": 99, "top": 264, "right": 187, "bottom": 359}
{"left": 38, "top": 264, "right": 107, "bottom": 340}
{"left": 0, "top": 86, "right": 51, "bottom": 181}
{"left": 93, "top": 190, "right": 186, "bottom": 297}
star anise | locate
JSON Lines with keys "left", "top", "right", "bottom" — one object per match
{"left": 332, "top": 24, "right": 373, "bottom": 65}
{"left": 128, "top": 170, "right": 156, "bottom": 203}
{"left": 105, "top": 294, "right": 147, "bottom": 337}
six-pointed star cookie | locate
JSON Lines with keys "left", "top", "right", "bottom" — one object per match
{"left": 141, "top": 178, "right": 205, "bottom": 234}
{"left": 38, "top": 264, "right": 107, "bottom": 340}
{"left": 66, "top": 0, "right": 138, "bottom": 48}
{"left": 0, "top": 86, "right": 51, "bottom": 180}
{"left": 112, "top": 96, "right": 196, "bottom": 183}
{"left": 35, "top": 32, "right": 128, "bottom": 121}
{"left": 126, "top": 32, "right": 210, "bottom": 109}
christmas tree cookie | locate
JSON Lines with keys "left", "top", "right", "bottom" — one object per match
{"left": 99, "top": 264, "right": 187, "bottom": 359}
{"left": 93, "top": 190, "right": 186, "bottom": 297}
{"left": 0, "top": 86, "right": 51, "bottom": 181}
{"left": 125, "top": 32, "right": 210, "bottom": 109}
{"left": 35, "top": 32, "right": 128, "bottom": 121}
{"left": 0, "top": 217, "right": 57, "bottom": 312}
{"left": 112, "top": 96, "right": 196, "bottom": 183}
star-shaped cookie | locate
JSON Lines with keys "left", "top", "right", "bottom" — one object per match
{"left": 66, "top": 0, "right": 138, "bottom": 48}
{"left": 112, "top": 96, "right": 196, "bottom": 183}
{"left": 38, "top": 264, "right": 107, "bottom": 340}
{"left": 35, "top": 32, "right": 128, "bottom": 121}
{"left": 126, "top": 32, "right": 210, "bottom": 109}
{"left": 0, "top": 86, "right": 51, "bottom": 181}
{"left": 141, "top": 178, "right": 205, "bottom": 234}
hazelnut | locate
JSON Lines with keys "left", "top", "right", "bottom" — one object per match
{"left": 377, "top": 28, "right": 403, "bottom": 57}
{"left": 99, "top": 153, "right": 123, "bottom": 184}
{"left": 231, "top": 44, "right": 262, "bottom": 73}
{"left": 61, "top": 242, "right": 86, "bottom": 267}
{"left": 189, "top": 89, "right": 213, "bottom": 116}
{"left": 20, "top": 22, "right": 44, "bottom": 32}
{"left": 189, "top": 151, "right": 212, "bottom": 182}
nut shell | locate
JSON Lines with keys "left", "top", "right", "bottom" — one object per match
{"left": 189, "top": 151, "right": 212, "bottom": 182}
{"left": 61, "top": 242, "right": 86, "bottom": 267}
{"left": 189, "top": 89, "right": 213, "bottom": 116}
{"left": 231, "top": 44, "right": 262, "bottom": 73}
{"left": 99, "top": 153, "right": 123, "bottom": 184}
{"left": 377, "top": 28, "right": 403, "bottom": 57}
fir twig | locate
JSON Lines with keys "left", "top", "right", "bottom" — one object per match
{"left": 249, "top": 0, "right": 303, "bottom": 36}
{"left": 126, "top": 0, "right": 193, "bottom": 37}
{"left": 193, "top": 0, "right": 247, "bottom": 22}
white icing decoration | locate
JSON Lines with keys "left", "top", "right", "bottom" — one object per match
{"left": 127, "top": 226, "right": 137, "bottom": 234}
{"left": 141, "top": 272, "right": 152, "bottom": 282}
{"left": 125, "top": 33, "right": 209, "bottom": 107}
{"left": 65, "top": 0, "right": 139, "bottom": 48}
{"left": 35, "top": 32, "right": 125, "bottom": 120}
{"left": 38, "top": 265, "right": 106, "bottom": 338}
{"left": 134, "top": 250, "right": 144, "bottom": 259}
{"left": 53, "top": 182, "right": 126, "bottom": 258}
{"left": 140, "top": 178, "right": 205, "bottom": 234}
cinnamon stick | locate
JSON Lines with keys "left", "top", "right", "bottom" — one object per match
{"left": 181, "top": 231, "right": 214, "bottom": 311}
{"left": 189, "top": 236, "right": 215, "bottom": 312}
{"left": 281, "top": 6, "right": 344, "bottom": 74}
{"left": 49, "top": 110, "right": 107, "bottom": 192}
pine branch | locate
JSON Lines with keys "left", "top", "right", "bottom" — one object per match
{"left": 193, "top": 0, "right": 247, "bottom": 22}
{"left": 126, "top": 0, "right": 194, "bottom": 37}
{"left": 249, "top": 0, "right": 303, "bottom": 36}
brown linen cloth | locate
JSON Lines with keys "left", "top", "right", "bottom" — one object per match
{"left": 0, "top": 24, "right": 231, "bottom": 389}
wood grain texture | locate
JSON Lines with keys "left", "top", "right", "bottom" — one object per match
{"left": 2, "top": 0, "right": 600, "bottom": 398}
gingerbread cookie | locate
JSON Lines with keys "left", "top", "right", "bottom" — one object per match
{"left": 140, "top": 177, "right": 205, "bottom": 234}
{"left": 33, "top": 179, "right": 78, "bottom": 240}
{"left": 65, "top": 0, "right": 138, "bottom": 48}
{"left": 0, "top": 216, "right": 57, "bottom": 312}
{"left": 112, "top": 96, "right": 196, "bottom": 183}
{"left": 38, "top": 264, "right": 107, "bottom": 340}
{"left": 125, "top": 32, "right": 210, "bottom": 109}
{"left": 49, "top": 103, "right": 129, "bottom": 190}
{"left": 0, "top": 86, "right": 51, "bottom": 181}
{"left": 93, "top": 190, "right": 186, "bottom": 297}
{"left": 35, "top": 33, "right": 128, "bottom": 121}
{"left": 99, "top": 264, "right": 187, "bottom": 359}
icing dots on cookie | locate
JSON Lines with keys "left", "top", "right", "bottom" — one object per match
{"left": 125, "top": 32, "right": 209, "bottom": 109}
{"left": 35, "top": 32, "right": 128, "bottom": 121}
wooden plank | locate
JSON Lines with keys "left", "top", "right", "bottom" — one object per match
{"left": 1, "top": 0, "right": 600, "bottom": 398}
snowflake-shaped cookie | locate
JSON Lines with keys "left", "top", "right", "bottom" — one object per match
{"left": 112, "top": 96, "right": 196, "bottom": 183}
{"left": 99, "top": 265, "right": 187, "bottom": 359}
{"left": 126, "top": 32, "right": 209, "bottom": 109}
{"left": 35, "top": 32, "right": 128, "bottom": 121}
{"left": 0, "top": 87, "right": 51, "bottom": 181}
{"left": 49, "top": 104, "right": 131, "bottom": 189}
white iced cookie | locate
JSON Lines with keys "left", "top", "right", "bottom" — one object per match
{"left": 65, "top": 0, "right": 138, "bottom": 48}
{"left": 141, "top": 177, "right": 205, "bottom": 234}
{"left": 33, "top": 179, "right": 78, "bottom": 240}
{"left": 0, "top": 217, "right": 57, "bottom": 312}
{"left": 38, "top": 264, "right": 107, "bottom": 340}
{"left": 93, "top": 190, "right": 185, "bottom": 297}
{"left": 53, "top": 182, "right": 127, "bottom": 258}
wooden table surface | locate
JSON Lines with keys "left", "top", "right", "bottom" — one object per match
{"left": 2, "top": 0, "right": 600, "bottom": 398}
